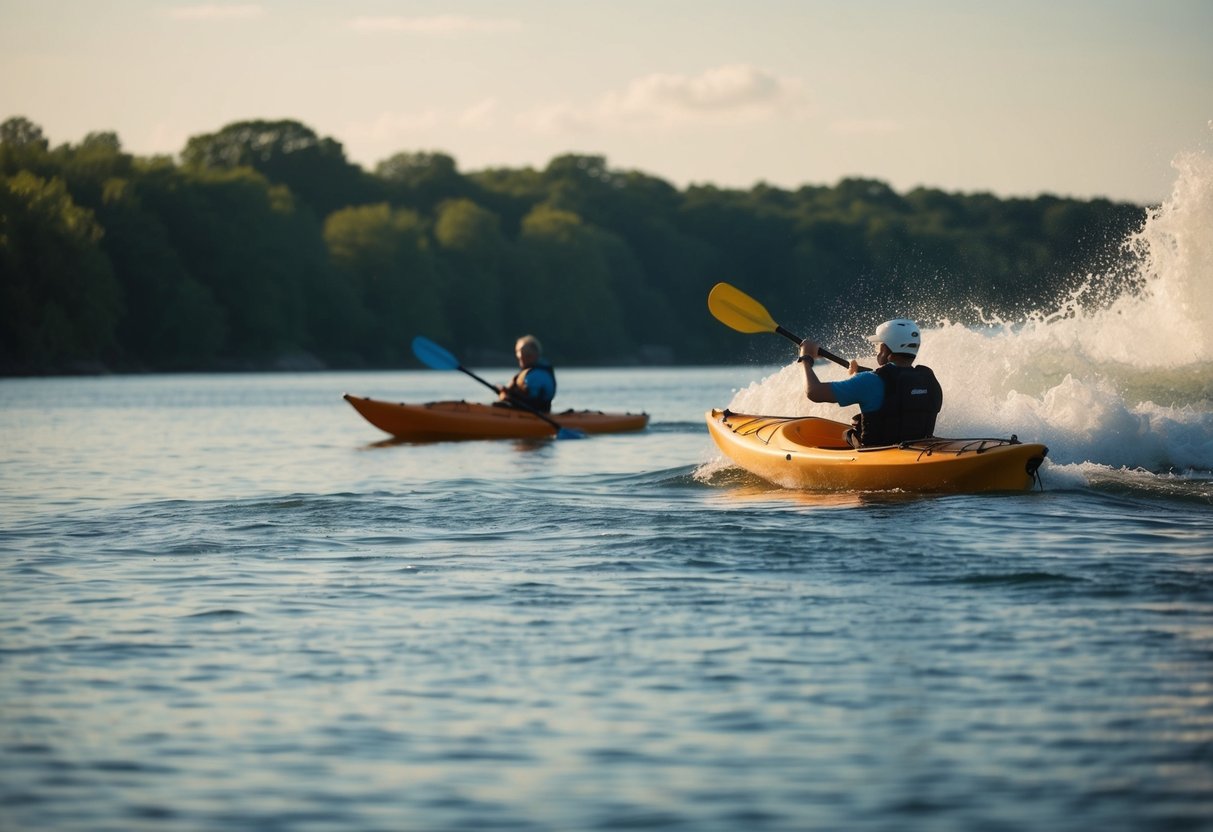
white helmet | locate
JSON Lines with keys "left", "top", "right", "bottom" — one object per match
{"left": 868, "top": 319, "right": 921, "bottom": 356}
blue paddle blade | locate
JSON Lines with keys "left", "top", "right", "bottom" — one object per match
{"left": 557, "top": 427, "right": 588, "bottom": 440}
{"left": 411, "top": 335, "right": 460, "bottom": 370}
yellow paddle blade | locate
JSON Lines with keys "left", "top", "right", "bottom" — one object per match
{"left": 707, "top": 282, "right": 778, "bottom": 334}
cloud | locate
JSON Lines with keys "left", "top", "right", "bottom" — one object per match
{"left": 166, "top": 4, "right": 265, "bottom": 20}
{"left": 829, "top": 118, "right": 903, "bottom": 135}
{"left": 518, "top": 64, "right": 809, "bottom": 134}
{"left": 340, "top": 66, "right": 805, "bottom": 156}
{"left": 516, "top": 104, "right": 594, "bottom": 136}
{"left": 614, "top": 64, "right": 789, "bottom": 113}
{"left": 344, "top": 101, "right": 500, "bottom": 147}
{"left": 347, "top": 15, "right": 522, "bottom": 34}
{"left": 344, "top": 110, "right": 443, "bottom": 144}
{"left": 456, "top": 99, "right": 500, "bottom": 130}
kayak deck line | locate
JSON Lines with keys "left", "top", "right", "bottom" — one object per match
{"left": 897, "top": 436, "right": 1026, "bottom": 458}
{"left": 718, "top": 409, "right": 852, "bottom": 450}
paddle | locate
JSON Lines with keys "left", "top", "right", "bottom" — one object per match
{"left": 411, "top": 336, "right": 587, "bottom": 440}
{"left": 707, "top": 282, "right": 865, "bottom": 371}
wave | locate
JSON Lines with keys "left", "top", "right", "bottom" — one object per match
{"left": 726, "top": 142, "right": 1213, "bottom": 481}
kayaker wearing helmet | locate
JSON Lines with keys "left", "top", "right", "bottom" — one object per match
{"left": 496, "top": 334, "right": 557, "bottom": 413}
{"left": 798, "top": 319, "right": 943, "bottom": 448}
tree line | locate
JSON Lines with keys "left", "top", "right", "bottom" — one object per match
{"left": 0, "top": 116, "right": 1146, "bottom": 374}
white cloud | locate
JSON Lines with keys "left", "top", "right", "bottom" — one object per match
{"left": 457, "top": 99, "right": 500, "bottom": 130}
{"left": 615, "top": 64, "right": 788, "bottom": 113}
{"left": 342, "top": 102, "right": 498, "bottom": 157}
{"left": 515, "top": 103, "right": 595, "bottom": 135}
{"left": 517, "top": 64, "right": 809, "bottom": 134}
{"left": 344, "top": 110, "right": 443, "bottom": 144}
{"left": 166, "top": 4, "right": 265, "bottom": 21}
{"left": 829, "top": 118, "right": 903, "bottom": 135}
{"left": 340, "top": 65, "right": 806, "bottom": 157}
{"left": 347, "top": 15, "right": 522, "bottom": 34}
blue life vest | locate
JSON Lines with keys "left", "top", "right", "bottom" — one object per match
{"left": 506, "top": 361, "right": 556, "bottom": 412}
{"left": 852, "top": 363, "right": 943, "bottom": 446}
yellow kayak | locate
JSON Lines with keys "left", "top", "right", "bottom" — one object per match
{"left": 345, "top": 394, "right": 649, "bottom": 441}
{"left": 706, "top": 408, "right": 1047, "bottom": 493}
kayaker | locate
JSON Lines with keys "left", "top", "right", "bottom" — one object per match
{"left": 496, "top": 334, "right": 557, "bottom": 413}
{"left": 798, "top": 319, "right": 943, "bottom": 448}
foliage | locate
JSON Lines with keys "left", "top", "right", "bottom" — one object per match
{"left": 182, "top": 119, "right": 376, "bottom": 218}
{"left": 323, "top": 202, "right": 445, "bottom": 364}
{"left": 0, "top": 115, "right": 1146, "bottom": 374}
{"left": 0, "top": 170, "right": 122, "bottom": 371}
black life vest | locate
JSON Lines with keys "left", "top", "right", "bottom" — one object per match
{"left": 506, "top": 362, "right": 556, "bottom": 412}
{"left": 852, "top": 363, "right": 943, "bottom": 447}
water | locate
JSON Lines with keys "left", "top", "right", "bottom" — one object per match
{"left": 2, "top": 155, "right": 1212, "bottom": 831}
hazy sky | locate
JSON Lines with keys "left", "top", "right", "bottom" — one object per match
{"left": 2, "top": 0, "right": 1210, "bottom": 204}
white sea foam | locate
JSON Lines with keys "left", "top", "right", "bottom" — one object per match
{"left": 728, "top": 146, "right": 1213, "bottom": 475}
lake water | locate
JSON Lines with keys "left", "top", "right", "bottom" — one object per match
{"left": 3, "top": 146, "right": 1213, "bottom": 832}
{"left": 1, "top": 356, "right": 1210, "bottom": 832}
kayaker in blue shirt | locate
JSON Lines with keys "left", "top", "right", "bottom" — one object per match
{"left": 798, "top": 319, "right": 943, "bottom": 448}
{"left": 496, "top": 334, "right": 557, "bottom": 413}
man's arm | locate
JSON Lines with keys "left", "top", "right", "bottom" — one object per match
{"left": 798, "top": 341, "right": 837, "bottom": 403}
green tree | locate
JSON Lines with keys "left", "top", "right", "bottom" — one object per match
{"left": 433, "top": 198, "right": 507, "bottom": 351}
{"left": 324, "top": 203, "right": 447, "bottom": 363}
{"left": 52, "top": 131, "right": 135, "bottom": 210}
{"left": 182, "top": 119, "right": 373, "bottom": 217}
{"left": 0, "top": 116, "right": 1149, "bottom": 372}
{"left": 376, "top": 151, "right": 477, "bottom": 213}
{"left": 0, "top": 116, "right": 48, "bottom": 149}
{"left": 514, "top": 205, "right": 630, "bottom": 361}
{"left": 0, "top": 116, "right": 52, "bottom": 178}
{"left": 135, "top": 165, "right": 317, "bottom": 359}
{"left": 0, "top": 172, "right": 122, "bottom": 372}
{"left": 94, "top": 176, "right": 226, "bottom": 369}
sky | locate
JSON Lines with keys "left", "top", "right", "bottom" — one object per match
{"left": 1, "top": 0, "right": 1210, "bottom": 204}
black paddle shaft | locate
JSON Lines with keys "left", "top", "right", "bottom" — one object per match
{"left": 774, "top": 325, "right": 851, "bottom": 369}
{"left": 456, "top": 364, "right": 583, "bottom": 437}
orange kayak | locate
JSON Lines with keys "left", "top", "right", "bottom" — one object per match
{"left": 706, "top": 408, "right": 1048, "bottom": 493}
{"left": 344, "top": 394, "right": 649, "bottom": 441}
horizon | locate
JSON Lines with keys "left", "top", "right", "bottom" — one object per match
{"left": 2, "top": 0, "right": 1211, "bottom": 205}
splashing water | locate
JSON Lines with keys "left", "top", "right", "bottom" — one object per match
{"left": 726, "top": 148, "right": 1213, "bottom": 480}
